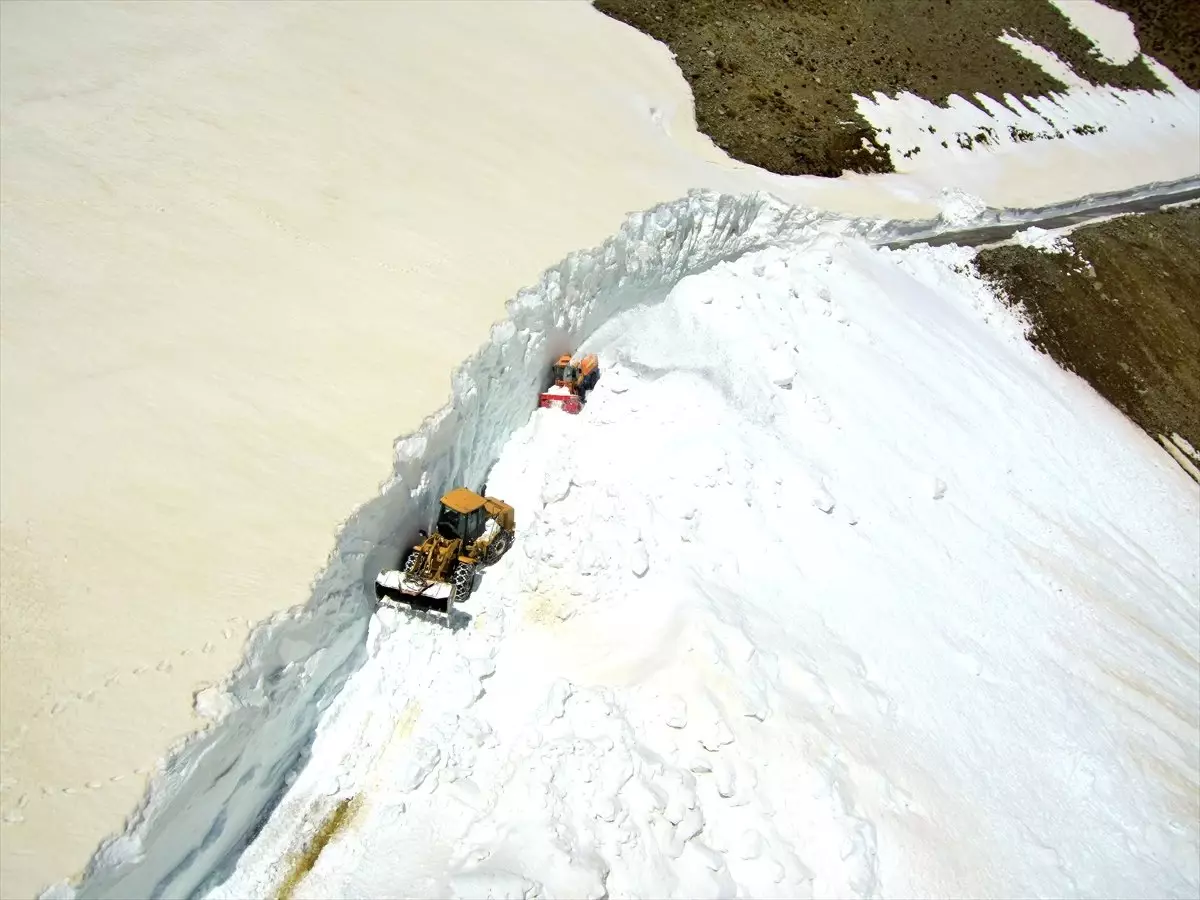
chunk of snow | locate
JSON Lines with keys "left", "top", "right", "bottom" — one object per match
{"left": 737, "top": 828, "right": 764, "bottom": 860}
{"left": 937, "top": 188, "right": 989, "bottom": 227}
{"left": 1012, "top": 225, "right": 1074, "bottom": 254}
{"left": 853, "top": 50, "right": 1199, "bottom": 196}
{"left": 665, "top": 696, "right": 688, "bottom": 729}
{"left": 541, "top": 465, "right": 572, "bottom": 505}
{"left": 193, "top": 687, "right": 233, "bottom": 723}
{"left": 629, "top": 538, "right": 650, "bottom": 577}
{"left": 543, "top": 678, "right": 573, "bottom": 721}
{"left": 395, "top": 740, "right": 441, "bottom": 793}
{"left": 468, "top": 657, "right": 497, "bottom": 681}
{"left": 812, "top": 487, "right": 837, "bottom": 514}
{"left": 699, "top": 720, "right": 735, "bottom": 753}
{"left": 767, "top": 355, "right": 795, "bottom": 388}
{"left": 375, "top": 570, "right": 402, "bottom": 591}
{"left": 1000, "top": 34, "right": 1094, "bottom": 91}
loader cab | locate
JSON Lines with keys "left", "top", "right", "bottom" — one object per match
{"left": 551, "top": 354, "right": 575, "bottom": 386}
{"left": 435, "top": 505, "right": 466, "bottom": 540}
{"left": 435, "top": 488, "right": 488, "bottom": 543}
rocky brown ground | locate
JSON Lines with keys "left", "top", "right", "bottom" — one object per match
{"left": 593, "top": 0, "right": 1191, "bottom": 177}
{"left": 975, "top": 208, "right": 1200, "bottom": 469}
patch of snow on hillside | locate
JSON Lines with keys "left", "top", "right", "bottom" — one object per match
{"left": 208, "top": 237, "right": 1200, "bottom": 900}
{"left": 1049, "top": 0, "right": 1140, "bottom": 66}
{"left": 853, "top": 35, "right": 1199, "bottom": 197}
{"left": 1012, "top": 225, "right": 1075, "bottom": 254}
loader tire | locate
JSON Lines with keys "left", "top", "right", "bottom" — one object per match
{"left": 453, "top": 562, "right": 475, "bottom": 604}
{"left": 404, "top": 550, "right": 421, "bottom": 575}
{"left": 485, "top": 530, "right": 513, "bottom": 565}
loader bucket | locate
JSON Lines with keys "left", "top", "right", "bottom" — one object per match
{"left": 375, "top": 570, "right": 453, "bottom": 614}
{"left": 375, "top": 584, "right": 450, "bottom": 614}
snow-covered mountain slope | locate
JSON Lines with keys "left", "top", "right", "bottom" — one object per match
{"left": 52, "top": 193, "right": 898, "bottom": 900}
{"left": 53, "top": 189, "right": 1199, "bottom": 900}
{"left": 208, "top": 237, "right": 1199, "bottom": 899}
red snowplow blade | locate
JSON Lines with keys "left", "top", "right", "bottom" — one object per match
{"left": 538, "top": 392, "right": 582, "bottom": 414}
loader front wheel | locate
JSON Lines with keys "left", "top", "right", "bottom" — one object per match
{"left": 404, "top": 550, "right": 421, "bottom": 575}
{"left": 453, "top": 562, "right": 475, "bottom": 604}
{"left": 485, "top": 531, "right": 513, "bottom": 565}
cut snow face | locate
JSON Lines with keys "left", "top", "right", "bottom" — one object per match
{"left": 55, "top": 191, "right": 909, "bottom": 900}
{"left": 208, "top": 238, "right": 1199, "bottom": 900}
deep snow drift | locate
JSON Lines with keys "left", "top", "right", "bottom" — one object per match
{"left": 208, "top": 235, "right": 1199, "bottom": 899}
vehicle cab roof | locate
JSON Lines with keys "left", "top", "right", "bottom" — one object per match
{"left": 440, "top": 487, "right": 486, "bottom": 514}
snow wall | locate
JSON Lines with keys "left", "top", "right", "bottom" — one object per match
{"left": 62, "top": 179, "right": 1200, "bottom": 900}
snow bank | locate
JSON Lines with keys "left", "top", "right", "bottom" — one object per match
{"left": 935, "top": 187, "right": 990, "bottom": 227}
{"left": 57, "top": 191, "right": 905, "bottom": 900}
{"left": 212, "top": 235, "right": 1199, "bottom": 900}
{"left": 58, "top": 181, "right": 1200, "bottom": 899}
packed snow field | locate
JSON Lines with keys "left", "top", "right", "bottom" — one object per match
{"left": 203, "top": 233, "right": 1199, "bottom": 899}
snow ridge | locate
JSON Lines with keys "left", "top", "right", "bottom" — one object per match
{"left": 209, "top": 234, "right": 1199, "bottom": 900}
{"left": 57, "top": 190, "right": 892, "bottom": 900}
{"left": 55, "top": 180, "right": 1200, "bottom": 899}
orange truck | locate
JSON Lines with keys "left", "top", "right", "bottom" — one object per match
{"left": 538, "top": 353, "right": 600, "bottom": 414}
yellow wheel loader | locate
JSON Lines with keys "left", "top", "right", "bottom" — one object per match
{"left": 375, "top": 487, "right": 515, "bottom": 616}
